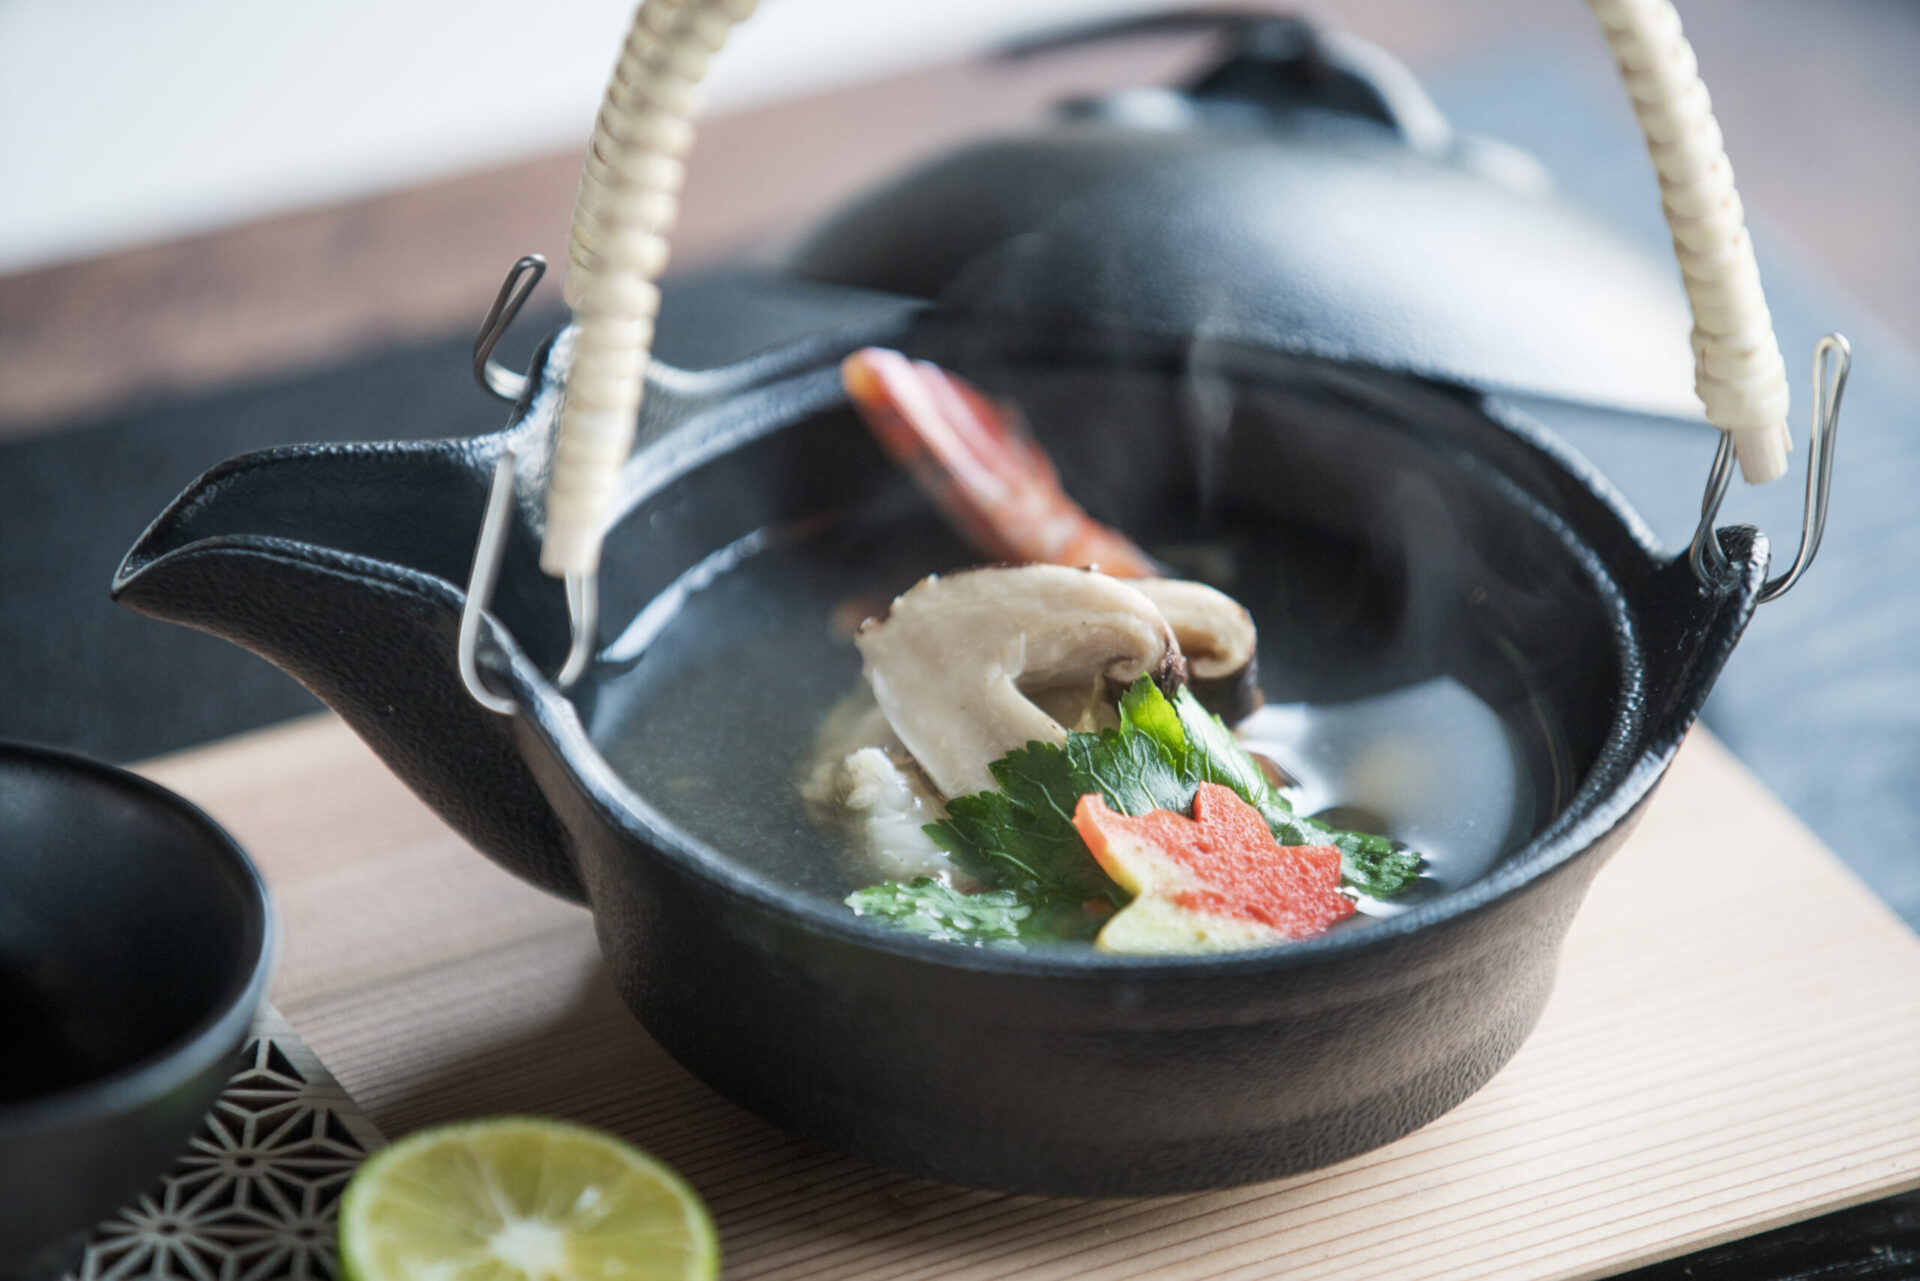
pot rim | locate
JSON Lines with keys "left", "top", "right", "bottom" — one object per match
{"left": 493, "top": 337, "right": 1769, "bottom": 979}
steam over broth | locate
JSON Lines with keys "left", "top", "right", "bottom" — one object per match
{"left": 589, "top": 493, "right": 1571, "bottom": 935}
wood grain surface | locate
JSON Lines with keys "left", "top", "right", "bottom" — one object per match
{"left": 138, "top": 718, "right": 1920, "bottom": 1280}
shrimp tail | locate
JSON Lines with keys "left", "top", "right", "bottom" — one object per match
{"left": 841, "top": 348, "right": 1160, "bottom": 578}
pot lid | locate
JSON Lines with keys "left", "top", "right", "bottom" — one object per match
{"left": 787, "top": 15, "right": 1701, "bottom": 422}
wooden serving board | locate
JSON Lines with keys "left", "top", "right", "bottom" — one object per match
{"left": 139, "top": 717, "right": 1920, "bottom": 1281}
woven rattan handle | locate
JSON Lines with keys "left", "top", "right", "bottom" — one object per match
{"left": 538, "top": 0, "right": 1794, "bottom": 576}
{"left": 1587, "top": 0, "right": 1792, "bottom": 482}
{"left": 541, "top": 0, "right": 758, "bottom": 577}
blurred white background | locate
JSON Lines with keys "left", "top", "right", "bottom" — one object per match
{"left": 0, "top": 0, "right": 1176, "bottom": 274}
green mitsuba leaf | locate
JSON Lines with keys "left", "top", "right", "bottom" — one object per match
{"left": 1118, "top": 675, "right": 1185, "bottom": 751}
{"left": 931, "top": 743, "right": 1121, "bottom": 901}
{"left": 846, "top": 877, "right": 1032, "bottom": 947}
{"left": 1169, "top": 685, "right": 1276, "bottom": 806}
{"left": 1258, "top": 802, "right": 1421, "bottom": 899}
{"left": 1338, "top": 842, "right": 1424, "bottom": 899}
{"left": 1063, "top": 726, "right": 1190, "bottom": 818}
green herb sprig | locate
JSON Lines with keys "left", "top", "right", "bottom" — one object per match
{"left": 847, "top": 679, "right": 1423, "bottom": 945}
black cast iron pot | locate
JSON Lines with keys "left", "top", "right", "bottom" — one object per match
{"left": 111, "top": 310, "right": 1768, "bottom": 1194}
{"left": 110, "top": 17, "right": 1787, "bottom": 1194}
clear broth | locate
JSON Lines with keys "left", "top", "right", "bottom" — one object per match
{"left": 589, "top": 503, "right": 1571, "bottom": 928}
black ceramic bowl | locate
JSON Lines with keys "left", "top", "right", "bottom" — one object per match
{"left": 113, "top": 316, "right": 1767, "bottom": 1196}
{"left": 0, "top": 745, "right": 271, "bottom": 1281}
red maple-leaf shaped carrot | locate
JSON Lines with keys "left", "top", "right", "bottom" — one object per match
{"left": 1073, "top": 783, "right": 1354, "bottom": 954}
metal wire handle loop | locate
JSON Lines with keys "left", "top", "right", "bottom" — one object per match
{"left": 457, "top": 444, "right": 601, "bottom": 715}
{"left": 1687, "top": 433, "right": 1737, "bottom": 586}
{"left": 560, "top": 571, "right": 599, "bottom": 687}
{"left": 1688, "top": 333, "right": 1851, "bottom": 603}
{"left": 459, "top": 449, "right": 523, "bottom": 715}
{"left": 458, "top": 258, "right": 600, "bottom": 715}
{"left": 472, "top": 255, "right": 547, "bottom": 403}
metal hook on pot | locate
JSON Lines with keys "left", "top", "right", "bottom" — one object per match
{"left": 473, "top": 254, "right": 547, "bottom": 403}
{"left": 458, "top": 256, "right": 598, "bottom": 715}
{"left": 1688, "top": 333, "right": 1851, "bottom": 603}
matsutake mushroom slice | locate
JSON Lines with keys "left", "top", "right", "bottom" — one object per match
{"left": 1131, "top": 578, "right": 1261, "bottom": 723}
{"left": 856, "top": 565, "right": 1186, "bottom": 799}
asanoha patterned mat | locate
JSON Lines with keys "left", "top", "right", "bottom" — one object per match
{"left": 66, "top": 1004, "right": 383, "bottom": 1281}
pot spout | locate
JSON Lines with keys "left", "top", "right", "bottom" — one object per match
{"left": 112, "top": 434, "right": 588, "bottom": 903}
